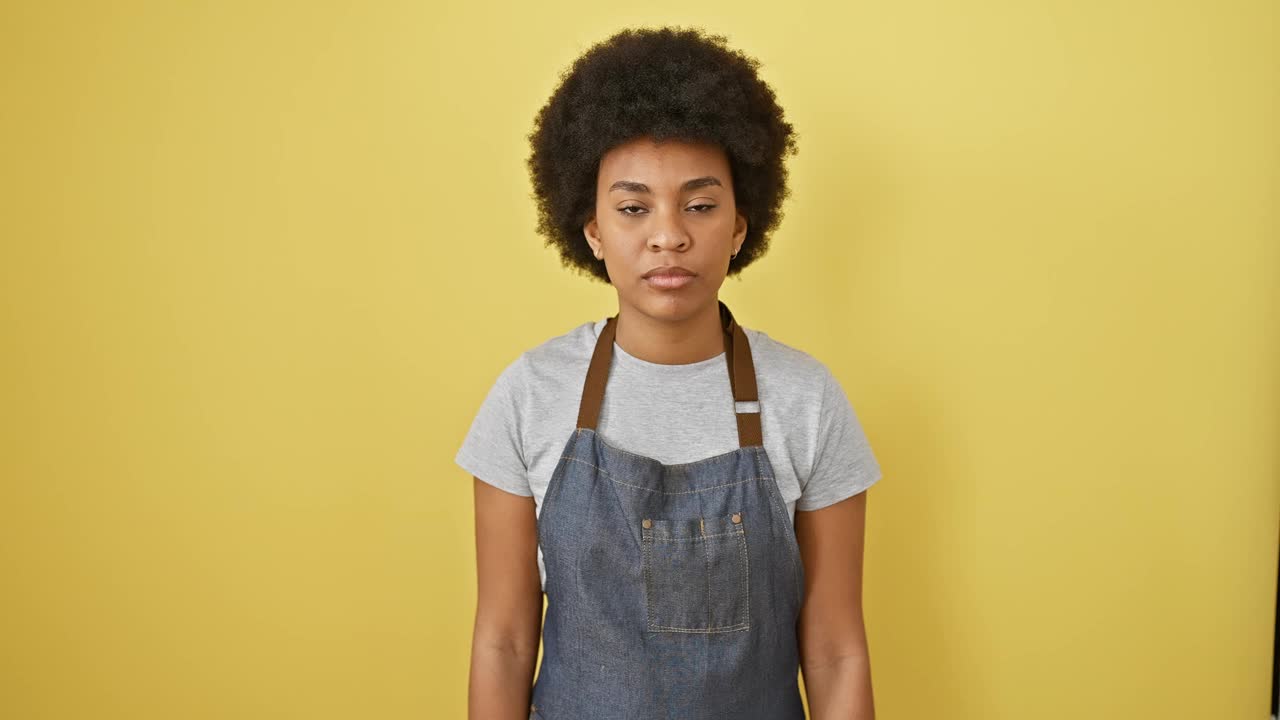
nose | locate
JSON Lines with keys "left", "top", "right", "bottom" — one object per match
{"left": 647, "top": 207, "right": 691, "bottom": 252}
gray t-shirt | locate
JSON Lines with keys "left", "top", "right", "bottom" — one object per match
{"left": 455, "top": 316, "right": 882, "bottom": 591}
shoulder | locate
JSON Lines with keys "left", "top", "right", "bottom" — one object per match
{"left": 741, "top": 326, "right": 835, "bottom": 403}
{"left": 521, "top": 317, "right": 602, "bottom": 379}
{"left": 524, "top": 317, "right": 602, "bottom": 364}
{"left": 489, "top": 317, "right": 604, "bottom": 397}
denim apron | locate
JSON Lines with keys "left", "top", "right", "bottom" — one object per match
{"left": 529, "top": 301, "right": 807, "bottom": 719}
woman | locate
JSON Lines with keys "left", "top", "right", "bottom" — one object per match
{"left": 455, "top": 26, "right": 882, "bottom": 719}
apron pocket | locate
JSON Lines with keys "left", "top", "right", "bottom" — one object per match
{"left": 640, "top": 511, "right": 750, "bottom": 633}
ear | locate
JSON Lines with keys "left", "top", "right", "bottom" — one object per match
{"left": 583, "top": 215, "right": 603, "bottom": 259}
{"left": 732, "top": 211, "right": 748, "bottom": 250}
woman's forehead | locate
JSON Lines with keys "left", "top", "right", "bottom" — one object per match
{"left": 599, "top": 137, "right": 730, "bottom": 183}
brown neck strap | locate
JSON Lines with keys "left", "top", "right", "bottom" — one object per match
{"left": 576, "top": 300, "right": 763, "bottom": 448}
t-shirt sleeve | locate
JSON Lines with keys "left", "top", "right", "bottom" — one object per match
{"left": 454, "top": 354, "right": 533, "bottom": 497}
{"left": 796, "top": 366, "right": 883, "bottom": 511}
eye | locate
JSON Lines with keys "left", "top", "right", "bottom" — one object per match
{"left": 616, "top": 204, "right": 717, "bottom": 216}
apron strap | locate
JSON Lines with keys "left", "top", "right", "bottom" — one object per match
{"left": 576, "top": 300, "right": 763, "bottom": 448}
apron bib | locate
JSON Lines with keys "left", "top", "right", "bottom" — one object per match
{"left": 529, "top": 300, "right": 806, "bottom": 719}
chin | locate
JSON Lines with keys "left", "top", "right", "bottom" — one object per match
{"left": 629, "top": 285, "right": 714, "bottom": 321}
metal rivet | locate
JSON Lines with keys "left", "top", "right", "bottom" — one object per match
{"left": 642, "top": 519, "right": 652, "bottom": 529}
{"left": 731, "top": 513, "right": 741, "bottom": 524}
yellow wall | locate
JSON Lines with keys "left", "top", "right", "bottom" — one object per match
{"left": 2, "top": 2, "right": 1276, "bottom": 718}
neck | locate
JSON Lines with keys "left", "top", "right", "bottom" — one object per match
{"left": 612, "top": 297, "right": 726, "bottom": 365}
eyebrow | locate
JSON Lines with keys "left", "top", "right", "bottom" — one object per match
{"left": 608, "top": 176, "right": 723, "bottom": 194}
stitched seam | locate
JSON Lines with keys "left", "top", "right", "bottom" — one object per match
{"left": 738, "top": 523, "right": 750, "bottom": 629}
{"left": 561, "top": 457, "right": 770, "bottom": 493}
{"left": 642, "top": 530, "right": 653, "bottom": 630}
{"left": 648, "top": 623, "right": 750, "bottom": 633}
{"left": 584, "top": 429, "right": 767, "bottom": 468}
{"left": 760, "top": 471, "right": 805, "bottom": 600}
{"left": 703, "top": 518, "right": 712, "bottom": 630}
{"left": 650, "top": 531, "right": 740, "bottom": 542}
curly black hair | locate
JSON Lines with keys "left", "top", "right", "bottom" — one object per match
{"left": 526, "top": 26, "right": 799, "bottom": 284}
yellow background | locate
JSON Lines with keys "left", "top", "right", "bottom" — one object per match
{"left": 2, "top": 2, "right": 1277, "bottom": 718}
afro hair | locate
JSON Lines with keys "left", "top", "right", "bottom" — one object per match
{"left": 525, "top": 26, "right": 799, "bottom": 284}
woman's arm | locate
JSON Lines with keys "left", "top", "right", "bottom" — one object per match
{"left": 795, "top": 490, "right": 875, "bottom": 719}
{"left": 468, "top": 477, "right": 543, "bottom": 720}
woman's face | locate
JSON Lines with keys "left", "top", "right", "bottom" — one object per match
{"left": 584, "top": 136, "right": 747, "bottom": 323}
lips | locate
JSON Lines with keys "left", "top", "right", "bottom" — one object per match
{"left": 642, "top": 265, "right": 696, "bottom": 290}
{"left": 642, "top": 266, "right": 696, "bottom": 278}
